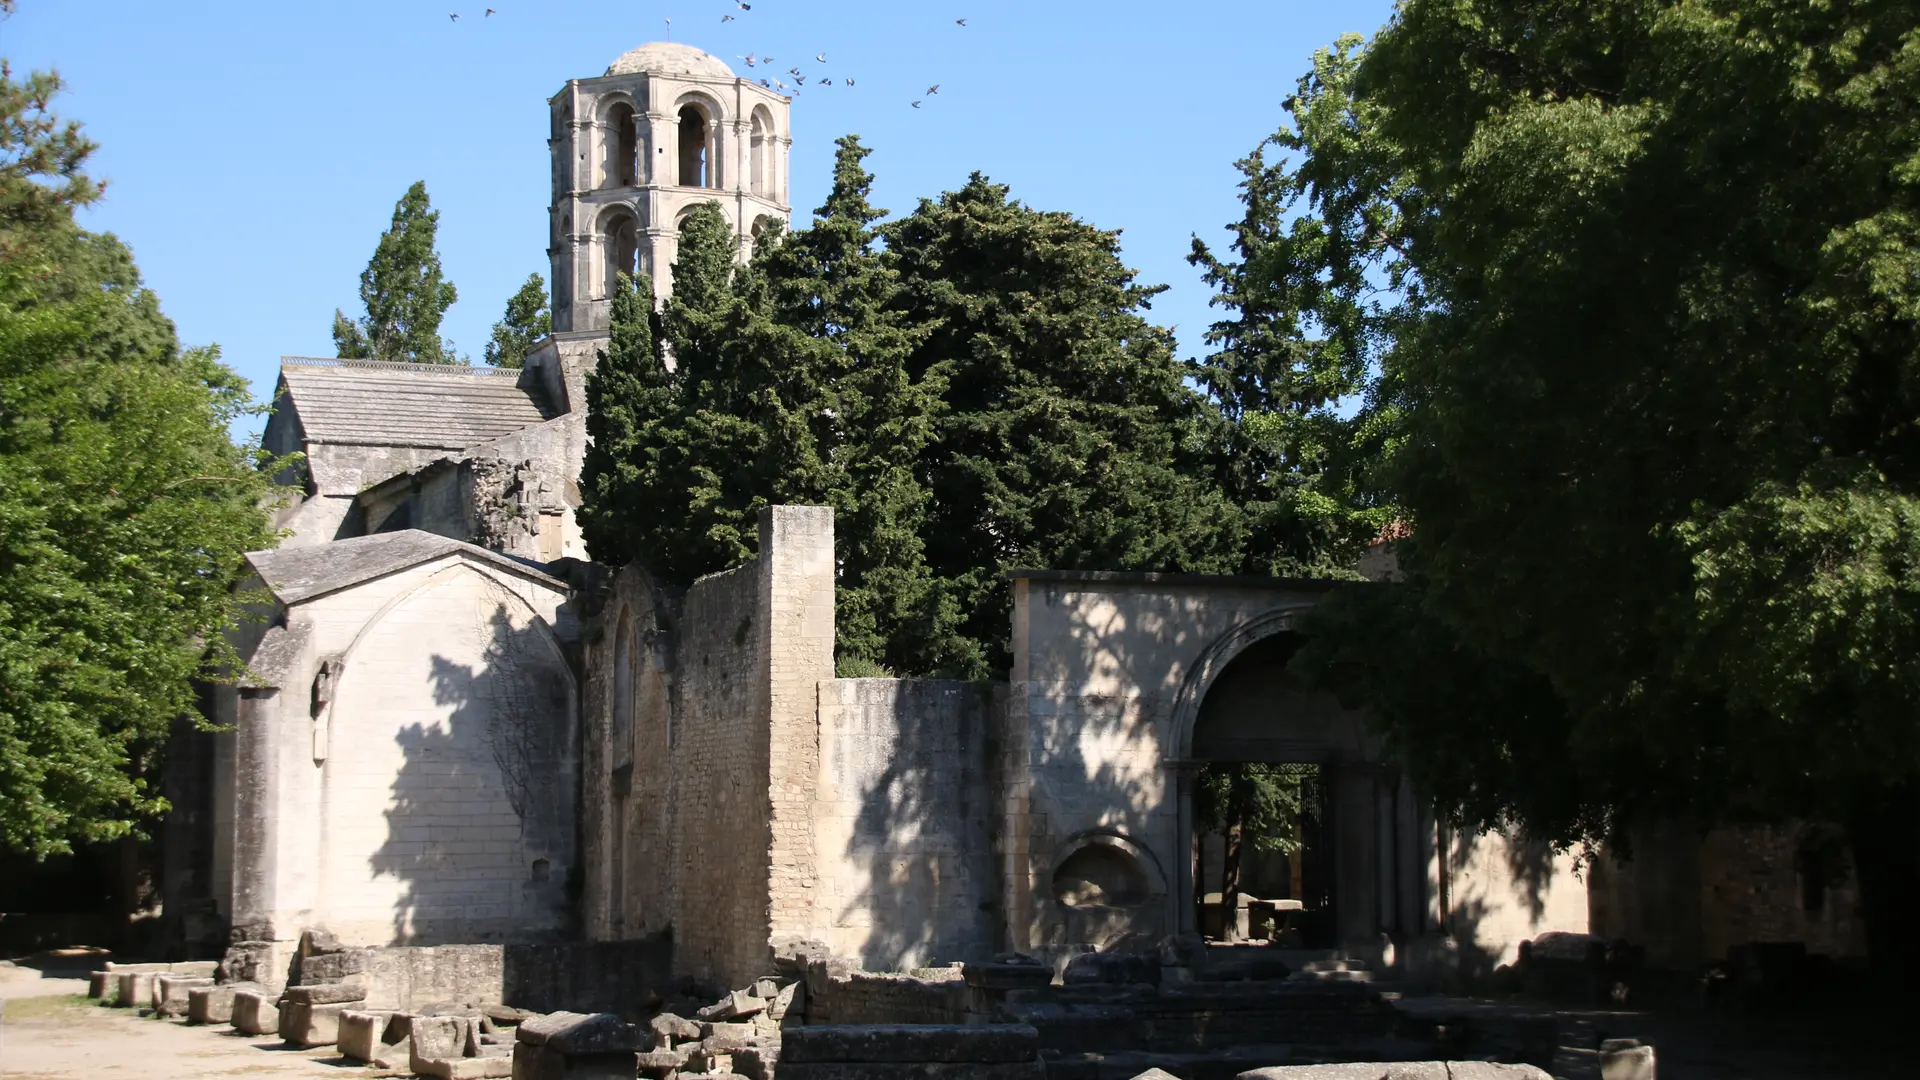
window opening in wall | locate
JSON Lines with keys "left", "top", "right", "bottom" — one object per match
{"left": 538, "top": 509, "right": 565, "bottom": 563}
{"left": 555, "top": 216, "right": 572, "bottom": 312}
{"left": 604, "top": 215, "right": 638, "bottom": 298}
{"left": 750, "top": 110, "right": 770, "bottom": 196}
{"left": 678, "top": 105, "right": 711, "bottom": 188}
{"left": 606, "top": 102, "right": 638, "bottom": 188}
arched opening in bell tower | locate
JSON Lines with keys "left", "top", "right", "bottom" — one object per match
{"left": 602, "top": 212, "right": 639, "bottom": 297}
{"left": 750, "top": 107, "right": 773, "bottom": 197}
{"left": 678, "top": 105, "right": 713, "bottom": 188}
{"left": 604, "top": 101, "right": 639, "bottom": 188}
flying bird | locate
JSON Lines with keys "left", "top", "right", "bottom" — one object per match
{"left": 723, "top": 14, "right": 735, "bottom": 21}
{"left": 485, "top": 7, "right": 496, "bottom": 15}
{"left": 820, "top": 78, "right": 833, "bottom": 86}
{"left": 911, "top": 100, "right": 922, "bottom": 108}
{"left": 816, "top": 53, "right": 827, "bottom": 62}
{"left": 739, "top": 52, "right": 757, "bottom": 65}
{"left": 845, "top": 78, "right": 856, "bottom": 87}
{"left": 926, "top": 84, "right": 940, "bottom": 95}
{"left": 956, "top": 18, "right": 967, "bottom": 26}
{"left": 449, "top": 12, "right": 460, "bottom": 21}
{"left": 794, "top": 74, "right": 806, "bottom": 85}
{"left": 789, "top": 67, "right": 802, "bottom": 76}
{"left": 736, "top": 1, "right": 751, "bottom": 8}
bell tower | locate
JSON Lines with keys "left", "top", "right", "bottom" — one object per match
{"left": 547, "top": 42, "right": 792, "bottom": 333}
{"left": 518, "top": 42, "right": 788, "bottom": 419}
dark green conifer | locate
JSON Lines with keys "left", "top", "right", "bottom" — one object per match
{"left": 482, "top": 273, "right": 551, "bottom": 368}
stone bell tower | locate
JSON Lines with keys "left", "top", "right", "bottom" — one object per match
{"left": 517, "top": 42, "right": 789, "bottom": 420}
{"left": 548, "top": 41, "right": 792, "bottom": 332}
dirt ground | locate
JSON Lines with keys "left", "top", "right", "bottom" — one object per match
{"left": 0, "top": 958, "right": 363, "bottom": 1080}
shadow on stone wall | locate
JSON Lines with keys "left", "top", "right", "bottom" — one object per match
{"left": 367, "top": 605, "right": 576, "bottom": 946}
{"left": 838, "top": 680, "right": 1002, "bottom": 970}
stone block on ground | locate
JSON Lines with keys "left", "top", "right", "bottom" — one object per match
{"left": 280, "top": 1000, "right": 361, "bottom": 1047}
{"left": 700, "top": 989, "right": 766, "bottom": 1020}
{"left": 231, "top": 988, "right": 281, "bottom": 1036}
{"left": 418, "top": 1056, "right": 515, "bottom": 1080}
{"left": 87, "top": 971, "right": 111, "bottom": 998}
{"left": 413, "top": 1014, "right": 482, "bottom": 1071}
{"left": 281, "top": 982, "right": 368, "bottom": 1005}
{"left": 1597, "top": 1040, "right": 1655, "bottom": 1080}
{"left": 338, "top": 1009, "right": 402, "bottom": 1062}
{"left": 113, "top": 970, "right": 155, "bottom": 1008}
{"left": 649, "top": 1011, "right": 702, "bottom": 1045}
{"left": 187, "top": 982, "right": 254, "bottom": 1025}
{"left": 781, "top": 1024, "right": 1040, "bottom": 1064}
{"left": 153, "top": 975, "right": 214, "bottom": 1017}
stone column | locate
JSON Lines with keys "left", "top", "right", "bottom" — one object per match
{"left": 646, "top": 110, "right": 674, "bottom": 187}
{"left": 1169, "top": 760, "right": 1203, "bottom": 936}
{"left": 761, "top": 506, "right": 836, "bottom": 956}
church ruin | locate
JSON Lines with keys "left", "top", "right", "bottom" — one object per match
{"left": 162, "top": 44, "right": 1855, "bottom": 1025}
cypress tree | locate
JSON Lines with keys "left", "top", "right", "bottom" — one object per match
{"left": 579, "top": 271, "right": 669, "bottom": 569}
{"left": 760, "top": 137, "right": 950, "bottom": 676}
{"left": 885, "top": 176, "right": 1243, "bottom": 677}
{"left": 331, "top": 181, "right": 461, "bottom": 364}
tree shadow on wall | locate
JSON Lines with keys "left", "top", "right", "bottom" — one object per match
{"left": 842, "top": 673, "right": 1165, "bottom": 971}
{"left": 366, "top": 607, "right": 576, "bottom": 947}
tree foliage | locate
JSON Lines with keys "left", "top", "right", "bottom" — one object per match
{"left": 1274, "top": 0, "right": 1920, "bottom": 891}
{"left": 1187, "top": 37, "right": 1405, "bottom": 576}
{"left": 483, "top": 273, "right": 550, "bottom": 368}
{"left": 1195, "top": 762, "right": 1321, "bottom": 917}
{"left": 0, "top": 61, "right": 279, "bottom": 856}
{"left": 580, "top": 142, "right": 950, "bottom": 675}
{"left": 887, "top": 175, "right": 1243, "bottom": 676}
{"left": 331, "top": 181, "right": 461, "bottom": 364}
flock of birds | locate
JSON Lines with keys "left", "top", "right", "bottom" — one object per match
{"left": 444, "top": 4, "right": 968, "bottom": 111}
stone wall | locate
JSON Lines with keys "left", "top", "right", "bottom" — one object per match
{"left": 799, "top": 963, "right": 969, "bottom": 1026}
{"left": 580, "top": 506, "right": 836, "bottom": 990}
{"left": 218, "top": 551, "right": 581, "bottom": 968}
{"left": 288, "top": 937, "right": 672, "bottom": 1013}
{"left": 813, "top": 679, "right": 1002, "bottom": 969}
{"left": 1588, "top": 820, "right": 1867, "bottom": 969}
{"left": 671, "top": 556, "right": 774, "bottom": 986}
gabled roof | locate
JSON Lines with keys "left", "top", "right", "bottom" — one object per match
{"left": 246, "top": 530, "right": 565, "bottom": 606}
{"left": 275, "top": 357, "right": 553, "bottom": 450}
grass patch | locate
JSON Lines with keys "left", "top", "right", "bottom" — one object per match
{"left": 0, "top": 994, "right": 94, "bottom": 1021}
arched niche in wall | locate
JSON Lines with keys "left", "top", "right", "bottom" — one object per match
{"left": 1047, "top": 831, "right": 1167, "bottom": 948}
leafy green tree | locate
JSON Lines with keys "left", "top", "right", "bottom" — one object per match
{"left": 332, "top": 181, "right": 461, "bottom": 364}
{"left": 1271, "top": 0, "right": 1920, "bottom": 971}
{"left": 1188, "top": 38, "right": 1404, "bottom": 577}
{"left": 885, "top": 175, "right": 1243, "bottom": 677}
{"left": 482, "top": 273, "right": 550, "bottom": 367}
{"left": 0, "top": 64, "right": 279, "bottom": 856}
{"left": 1195, "top": 762, "right": 1321, "bottom": 935}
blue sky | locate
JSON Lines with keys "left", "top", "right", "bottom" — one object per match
{"left": 10, "top": 0, "right": 1395, "bottom": 432}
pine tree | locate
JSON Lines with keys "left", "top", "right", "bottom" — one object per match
{"left": 885, "top": 176, "right": 1244, "bottom": 677}
{"left": 483, "top": 273, "right": 551, "bottom": 368}
{"left": 331, "top": 181, "right": 461, "bottom": 364}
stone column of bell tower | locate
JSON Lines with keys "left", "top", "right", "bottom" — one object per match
{"left": 523, "top": 42, "right": 791, "bottom": 416}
